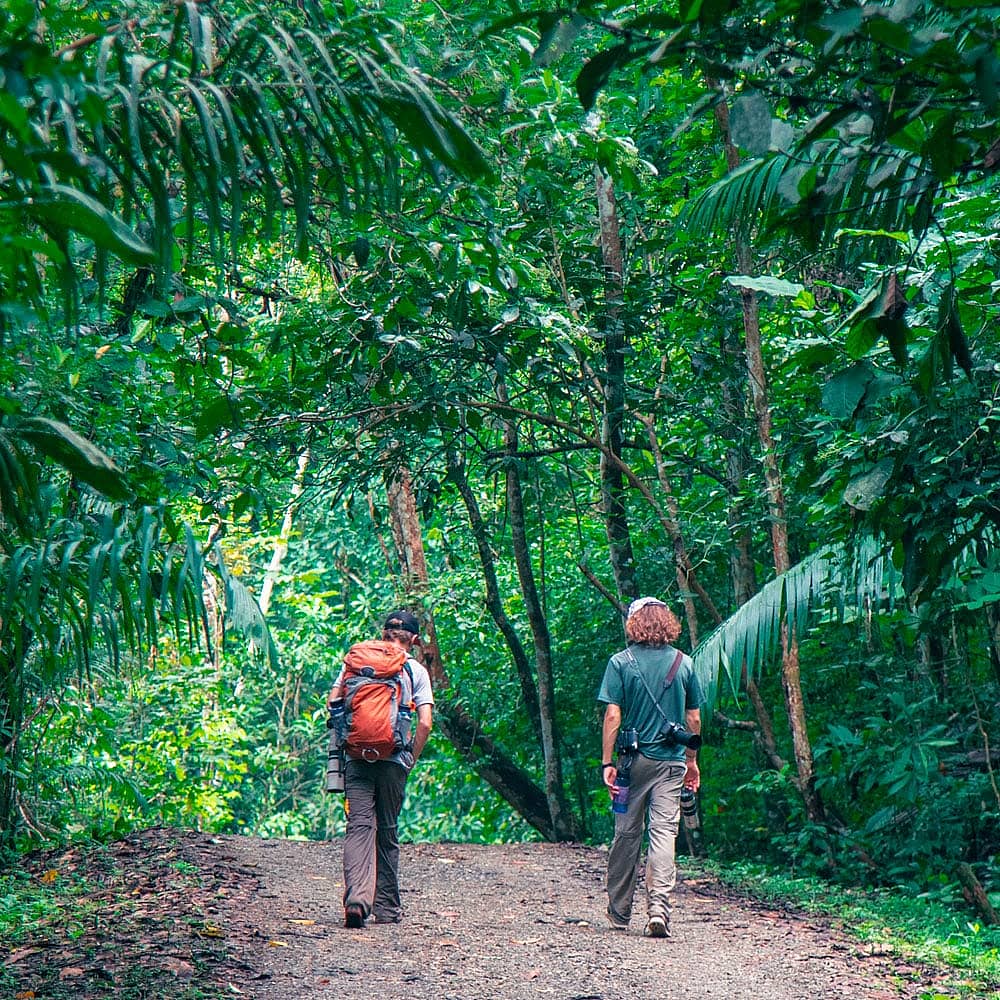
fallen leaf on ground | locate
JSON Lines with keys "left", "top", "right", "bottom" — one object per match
{"left": 268, "top": 940, "right": 289, "bottom": 948}
{"left": 160, "top": 958, "right": 194, "bottom": 978}
{"left": 5, "top": 947, "right": 42, "bottom": 965}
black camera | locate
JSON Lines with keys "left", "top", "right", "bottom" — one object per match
{"left": 659, "top": 721, "right": 702, "bottom": 750}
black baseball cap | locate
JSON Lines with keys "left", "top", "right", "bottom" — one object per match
{"left": 383, "top": 610, "right": 420, "bottom": 635}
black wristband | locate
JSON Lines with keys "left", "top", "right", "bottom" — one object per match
{"left": 602, "top": 762, "right": 615, "bottom": 770}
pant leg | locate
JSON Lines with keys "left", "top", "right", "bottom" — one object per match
{"left": 343, "top": 759, "right": 378, "bottom": 916}
{"left": 645, "top": 761, "right": 686, "bottom": 920}
{"left": 606, "top": 753, "right": 658, "bottom": 922}
{"left": 373, "top": 762, "right": 407, "bottom": 919}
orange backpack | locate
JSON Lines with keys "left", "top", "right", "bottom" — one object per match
{"left": 341, "top": 640, "right": 415, "bottom": 761}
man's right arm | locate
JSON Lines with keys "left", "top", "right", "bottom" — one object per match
{"left": 602, "top": 703, "right": 622, "bottom": 789}
{"left": 412, "top": 704, "right": 433, "bottom": 762}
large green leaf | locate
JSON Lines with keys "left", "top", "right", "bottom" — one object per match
{"left": 821, "top": 361, "right": 875, "bottom": 420}
{"left": 24, "top": 184, "right": 156, "bottom": 265}
{"left": 692, "top": 536, "right": 902, "bottom": 716}
{"left": 16, "top": 417, "right": 132, "bottom": 501}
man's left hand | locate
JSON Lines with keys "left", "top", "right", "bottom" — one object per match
{"left": 684, "top": 759, "right": 700, "bottom": 792}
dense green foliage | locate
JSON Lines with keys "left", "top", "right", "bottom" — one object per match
{"left": 2, "top": 0, "right": 999, "bottom": 957}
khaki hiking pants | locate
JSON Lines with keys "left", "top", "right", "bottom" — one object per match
{"left": 343, "top": 759, "right": 408, "bottom": 921}
{"left": 606, "top": 754, "right": 686, "bottom": 925}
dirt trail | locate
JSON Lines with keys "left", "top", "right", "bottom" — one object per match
{"left": 5, "top": 829, "right": 977, "bottom": 1000}
{"left": 209, "top": 835, "right": 955, "bottom": 1000}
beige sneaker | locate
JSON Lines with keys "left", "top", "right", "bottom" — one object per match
{"left": 643, "top": 915, "right": 669, "bottom": 938}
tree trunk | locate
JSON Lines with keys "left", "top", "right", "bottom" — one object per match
{"left": 444, "top": 446, "right": 543, "bottom": 737}
{"left": 638, "top": 409, "right": 720, "bottom": 645}
{"left": 594, "top": 165, "right": 638, "bottom": 603}
{"left": 259, "top": 449, "right": 310, "bottom": 616}
{"left": 0, "top": 616, "right": 31, "bottom": 849}
{"left": 496, "top": 378, "right": 580, "bottom": 840}
{"left": 0, "top": 655, "right": 22, "bottom": 849}
{"left": 383, "top": 463, "right": 576, "bottom": 841}
{"left": 713, "top": 92, "right": 822, "bottom": 823}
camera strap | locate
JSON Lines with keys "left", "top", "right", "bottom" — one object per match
{"left": 623, "top": 647, "right": 684, "bottom": 727}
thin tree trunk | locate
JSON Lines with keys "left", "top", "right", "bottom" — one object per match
{"left": 0, "top": 652, "right": 24, "bottom": 849}
{"left": 257, "top": 450, "right": 310, "bottom": 756}
{"left": 594, "top": 165, "right": 638, "bottom": 603}
{"left": 259, "top": 450, "right": 310, "bottom": 617}
{"left": 496, "top": 378, "right": 579, "bottom": 840}
{"left": 383, "top": 464, "right": 572, "bottom": 841}
{"left": 637, "top": 409, "right": 719, "bottom": 645}
{"left": 713, "top": 92, "right": 821, "bottom": 821}
{"left": 444, "top": 446, "right": 543, "bottom": 737}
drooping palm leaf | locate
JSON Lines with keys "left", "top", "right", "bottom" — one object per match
{"left": 691, "top": 535, "right": 901, "bottom": 719}
{"left": 0, "top": 419, "right": 277, "bottom": 842}
{"left": 0, "top": 5, "right": 492, "bottom": 315}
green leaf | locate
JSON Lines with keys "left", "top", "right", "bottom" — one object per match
{"left": 729, "top": 92, "right": 773, "bottom": 157}
{"left": 575, "top": 44, "right": 631, "bottom": 110}
{"left": 26, "top": 184, "right": 155, "bottom": 265}
{"left": 725, "top": 274, "right": 805, "bottom": 298}
{"left": 16, "top": 417, "right": 132, "bottom": 501}
{"left": 195, "top": 396, "right": 241, "bottom": 440}
{"left": 844, "top": 459, "right": 895, "bottom": 511}
{"left": 822, "top": 362, "right": 875, "bottom": 420}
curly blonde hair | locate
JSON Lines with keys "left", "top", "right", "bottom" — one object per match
{"left": 625, "top": 603, "right": 682, "bottom": 646}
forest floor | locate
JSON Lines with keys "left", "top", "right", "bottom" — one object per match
{"left": 3, "top": 826, "right": 995, "bottom": 1000}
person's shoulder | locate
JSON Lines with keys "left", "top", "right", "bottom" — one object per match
{"left": 404, "top": 655, "right": 425, "bottom": 674}
{"left": 406, "top": 656, "right": 433, "bottom": 686}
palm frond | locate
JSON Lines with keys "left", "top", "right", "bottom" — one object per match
{"left": 683, "top": 142, "right": 937, "bottom": 258}
{"left": 1, "top": 7, "right": 491, "bottom": 317}
{"left": 1, "top": 422, "right": 276, "bottom": 678}
{"left": 691, "top": 538, "right": 895, "bottom": 718}
{"left": 214, "top": 542, "right": 279, "bottom": 670}
{"left": 684, "top": 153, "right": 789, "bottom": 237}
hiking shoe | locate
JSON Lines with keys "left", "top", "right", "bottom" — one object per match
{"left": 344, "top": 904, "right": 365, "bottom": 929}
{"left": 373, "top": 912, "right": 402, "bottom": 924}
{"left": 643, "top": 915, "right": 669, "bottom": 938}
{"left": 607, "top": 907, "right": 628, "bottom": 932}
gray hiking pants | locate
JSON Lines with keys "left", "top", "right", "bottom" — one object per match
{"left": 606, "top": 754, "right": 686, "bottom": 924}
{"left": 343, "top": 759, "right": 408, "bottom": 920}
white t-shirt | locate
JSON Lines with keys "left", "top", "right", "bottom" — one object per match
{"left": 406, "top": 656, "right": 435, "bottom": 709}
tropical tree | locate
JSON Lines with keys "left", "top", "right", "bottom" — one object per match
{"left": 0, "top": 0, "right": 488, "bottom": 846}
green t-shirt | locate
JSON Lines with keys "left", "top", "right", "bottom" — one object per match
{"left": 597, "top": 644, "right": 704, "bottom": 762}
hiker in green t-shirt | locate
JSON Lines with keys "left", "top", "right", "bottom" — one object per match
{"left": 597, "top": 596, "right": 704, "bottom": 938}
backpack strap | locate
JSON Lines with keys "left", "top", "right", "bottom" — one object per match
{"left": 402, "top": 659, "right": 416, "bottom": 703}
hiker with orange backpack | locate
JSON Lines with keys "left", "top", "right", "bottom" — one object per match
{"left": 327, "top": 610, "right": 434, "bottom": 929}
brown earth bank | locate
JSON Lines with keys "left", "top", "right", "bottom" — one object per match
{"left": 3, "top": 827, "right": 993, "bottom": 1000}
